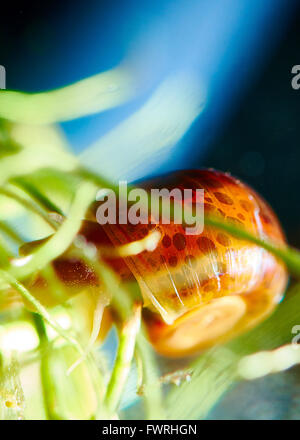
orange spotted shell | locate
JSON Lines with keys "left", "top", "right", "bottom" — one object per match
{"left": 101, "top": 169, "right": 288, "bottom": 357}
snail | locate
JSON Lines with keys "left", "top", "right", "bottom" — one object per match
{"left": 97, "top": 169, "right": 288, "bottom": 356}
{"left": 14, "top": 169, "right": 288, "bottom": 357}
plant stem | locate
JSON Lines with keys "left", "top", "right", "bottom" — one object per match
{"left": 0, "top": 270, "right": 84, "bottom": 356}
{"left": 135, "top": 330, "right": 166, "bottom": 420}
{"left": 104, "top": 303, "right": 141, "bottom": 417}
{"left": 0, "top": 235, "right": 13, "bottom": 265}
{"left": 11, "top": 177, "right": 65, "bottom": 216}
{"left": 205, "top": 215, "right": 300, "bottom": 278}
{"left": 0, "top": 187, "right": 56, "bottom": 229}
{"left": 0, "top": 221, "right": 23, "bottom": 246}
{"left": 31, "top": 312, "right": 57, "bottom": 420}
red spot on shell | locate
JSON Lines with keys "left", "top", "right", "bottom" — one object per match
{"left": 173, "top": 233, "right": 186, "bottom": 251}
{"left": 160, "top": 255, "right": 166, "bottom": 264}
{"left": 185, "top": 254, "right": 196, "bottom": 265}
{"left": 227, "top": 216, "right": 243, "bottom": 226}
{"left": 148, "top": 257, "right": 158, "bottom": 268}
{"left": 204, "top": 203, "right": 216, "bottom": 213}
{"left": 216, "top": 232, "right": 231, "bottom": 247}
{"left": 162, "top": 235, "right": 172, "bottom": 248}
{"left": 168, "top": 256, "right": 178, "bottom": 267}
{"left": 199, "top": 175, "right": 224, "bottom": 189}
{"left": 240, "top": 200, "right": 252, "bottom": 212}
{"left": 260, "top": 213, "right": 272, "bottom": 224}
{"left": 196, "top": 236, "right": 217, "bottom": 253}
{"left": 203, "top": 279, "right": 217, "bottom": 292}
{"left": 214, "top": 192, "right": 234, "bottom": 205}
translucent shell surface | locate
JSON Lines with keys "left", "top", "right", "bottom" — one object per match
{"left": 102, "top": 169, "right": 288, "bottom": 356}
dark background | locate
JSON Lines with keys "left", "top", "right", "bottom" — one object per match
{"left": 202, "top": 15, "right": 300, "bottom": 247}
{"left": 1, "top": 0, "right": 300, "bottom": 244}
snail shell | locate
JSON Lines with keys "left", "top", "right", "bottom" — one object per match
{"left": 101, "top": 169, "right": 288, "bottom": 357}
{"left": 13, "top": 169, "right": 288, "bottom": 357}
